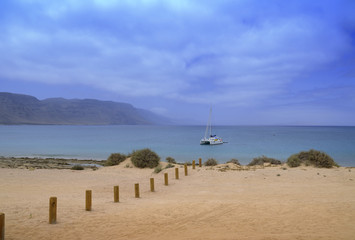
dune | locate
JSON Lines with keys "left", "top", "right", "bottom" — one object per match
{"left": 0, "top": 160, "right": 354, "bottom": 240}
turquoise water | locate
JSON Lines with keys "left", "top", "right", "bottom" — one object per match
{"left": 0, "top": 125, "right": 354, "bottom": 166}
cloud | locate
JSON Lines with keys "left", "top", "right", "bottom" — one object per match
{"left": 0, "top": 0, "right": 354, "bottom": 115}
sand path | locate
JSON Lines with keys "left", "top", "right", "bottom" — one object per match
{"left": 1, "top": 162, "right": 354, "bottom": 239}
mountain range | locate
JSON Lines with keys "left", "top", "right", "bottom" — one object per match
{"left": 0, "top": 92, "right": 171, "bottom": 125}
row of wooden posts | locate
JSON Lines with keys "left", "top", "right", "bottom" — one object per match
{"left": 50, "top": 160, "right": 198, "bottom": 224}
{"left": 0, "top": 158, "right": 203, "bottom": 239}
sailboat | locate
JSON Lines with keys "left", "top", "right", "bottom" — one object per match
{"left": 200, "top": 107, "right": 223, "bottom": 145}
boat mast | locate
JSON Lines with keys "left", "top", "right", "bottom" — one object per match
{"left": 209, "top": 106, "right": 212, "bottom": 137}
{"left": 204, "top": 106, "right": 212, "bottom": 138}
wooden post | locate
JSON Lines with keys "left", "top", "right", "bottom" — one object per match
{"left": 184, "top": 164, "right": 188, "bottom": 176}
{"left": 164, "top": 173, "right": 168, "bottom": 186}
{"left": 175, "top": 168, "right": 179, "bottom": 179}
{"left": 199, "top": 158, "right": 202, "bottom": 167}
{"left": 192, "top": 160, "right": 195, "bottom": 169}
{"left": 49, "top": 197, "right": 57, "bottom": 224}
{"left": 135, "top": 183, "right": 140, "bottom": 198}
{"left": 150, "top": 178, "right": 155, "bottom": 192}
{"left": 86, "top": 190, "right": 92, "bottom": 211}
{"left": 0, "top": 213, "right": 4, "bottom": 240}
{"left": 114, "top": 186, "right": 119, "bottom": 202}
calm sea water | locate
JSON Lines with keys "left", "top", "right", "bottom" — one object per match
{"left": 0, "top": 125, "right": 354, "bottom": 166}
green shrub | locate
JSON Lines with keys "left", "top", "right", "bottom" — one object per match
{"left": 204, "top": 158, "right": 218, "bottom": 166}
{"left": 227, "top": 158, "right": 240, "bottom": 165}
{"left": 131, "top": 148, "right": 160, "bottom": 168}
{"left": 124, "top": 163, "right": 132, "bottom": 168}
{"left": 106, "top": 153, "right": 127, "bottom": 166}
{"left": 248, "top": 157, "right": 263, "bottom": 166}
{"left": 309, "top": 149, "right": 338, "bottom": 168}
{"left": 71, "top": 164, "right": 84, "bottom": 170}
{"left": 287, "top": 154, "right": 301, "bottom": 167}
{"left": 166, "top": 157, "right": 176, "bottom": 164}
{"left": 287, "top": 149, "right": 338, "bottom": 168}
{"left": 248, "top": 155, "right": 281, "bottom": 166}
{"left": 154, "top": 164, "right": 163, "bottom": 173}
{"left": 165, "top": 163, "right": 175, "bottom": 169}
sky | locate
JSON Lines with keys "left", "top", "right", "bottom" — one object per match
{"left": 1, "top": 0, "right": 355, "bottom": 125}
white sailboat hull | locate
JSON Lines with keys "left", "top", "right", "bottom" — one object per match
{"left": 200, "top": 136, "right": 223, "bottom": 145}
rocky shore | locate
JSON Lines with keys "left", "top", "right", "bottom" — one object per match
{"left": 0, "top": 156, "right": 105, "bottom": 169}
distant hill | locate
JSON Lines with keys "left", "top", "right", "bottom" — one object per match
{"left": 0, "top": 92, "right": 172, "bottom": 125}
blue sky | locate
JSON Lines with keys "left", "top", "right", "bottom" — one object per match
{"left": 1, "top": 0, "right": 354, "bottom": 125}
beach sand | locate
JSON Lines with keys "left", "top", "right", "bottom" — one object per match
{"left": 1, "top": 160, "right": 354, "bottom": 240}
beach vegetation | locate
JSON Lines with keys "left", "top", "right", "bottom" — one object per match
{"left": 287, "top": 149, "right": 338, "bottom": 168}
{"left": 166, "top": 157, "right": 176, "bottom": 164}
{"left": 106, "top": 153, "right": 127, "bottom": 166}
{"left": 125, "top": 163, "right": 133, "bottom": 168}
{"left": 154, "top": 164, "right": 163, "bottom": 173}
{"left": 204, "top": 158, "right": 218, "bottom": 166}
{"left": 248, "top": 156, "right": 281, "bottom": 166}
{"left": 227, "top": 158, "right": 240, "bottom": 165}
{"left": 165, "top": 163, "right": 174, "bottom": 169}
{"left": 287, "top": 154, "right": 302, "bottom": 167}
{"left": 131, "top": 148, "right": 160, "bottom": 168}
{"left": 71, "top": 164, "right": 84, "bottom": 170}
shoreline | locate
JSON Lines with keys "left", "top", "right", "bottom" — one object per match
{"left": 0, "top": 156, "right": 105, "bottom": 169}
{"left": 2, "top": 156, "right": 353, "bottom": 170}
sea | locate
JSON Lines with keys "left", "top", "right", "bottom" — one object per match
{"left": 0, "top": 125, "right": 354, "bottom": 167}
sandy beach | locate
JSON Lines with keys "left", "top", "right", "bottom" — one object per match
{"left": 1, "top": 160, "right": 354, "bottom": 240}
